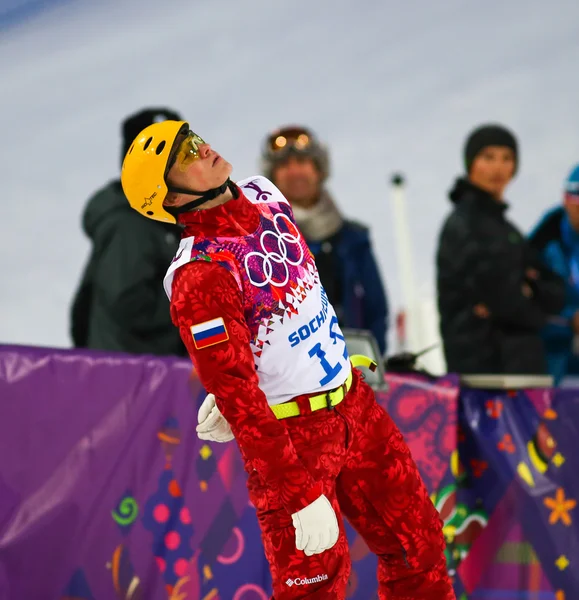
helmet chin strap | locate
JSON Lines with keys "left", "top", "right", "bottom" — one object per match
{"left": 166, "top": 178, "right": 239, "bottom": 214}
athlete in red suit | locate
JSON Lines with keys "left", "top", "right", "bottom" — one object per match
{"left": 121, "top": 120, "right": 454, "bottom": 599}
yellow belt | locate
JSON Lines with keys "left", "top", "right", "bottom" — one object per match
{"left": 271, "top": 355, "right": 377, "bottom": 420}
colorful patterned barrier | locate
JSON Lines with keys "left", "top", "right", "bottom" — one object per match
{"left": 0, "top": 345, "right": 577, "bottom": 598}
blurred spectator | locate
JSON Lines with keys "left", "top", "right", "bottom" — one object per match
{"left": 436, "top": 124, "right": 565, "bottom": 375}
{"left": 528, "top": 164, "right": 579, "bottom": 383}
{"left": 70, "top": 107, "right": 186, "bottom": 357}
{"left": 261, "top": 125, "right": 389, "bottom": 355}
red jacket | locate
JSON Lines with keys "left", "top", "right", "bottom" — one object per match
{"left": 170, "top": 193, "right": 322, "bottom": 515}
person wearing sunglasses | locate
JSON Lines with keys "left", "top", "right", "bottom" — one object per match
{"left": 260, "top": 126, "right": 389, "bottom": 357}
{"left": 70, "top": 107, "right": 186, "bottom": 358}
{"left": 121, "top": 119, "right": 453, "bottom": 600}
{"left": 529, "top": 163, "right": 579, "bottom": 384}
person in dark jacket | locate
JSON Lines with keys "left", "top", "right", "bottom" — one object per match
{"left": 70, "top": 107, "right": 187, "bottom": 356}
{"left": 436, "top": 124, "right": 565, "bottom": 375}
{"left": 528, "top": 163, "right": 579, "bottom": 383}
{"left": 260, "top": 125, "right": 389, "bottom": 355}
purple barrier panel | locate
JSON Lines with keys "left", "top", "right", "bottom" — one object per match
{"left": 471, "top": 520, "right": 554, "bottom": 599}
{"left": 457, "top": 385, "right": 579, "bottom": 598}
{"left": 0, "top": 345, "right": 270, "bottom": 600}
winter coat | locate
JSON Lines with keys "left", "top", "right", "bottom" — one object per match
{"left": 529, "top": 207, "right": 579, "bottom": 382}
{"left": 70, "top": 180, "right": 186, "bottom": 356}
{"left": 436, "top": 178, "right": 565, "bottom": 375}
{"left": 307, "top": 220, "right": 389, "bottom": 355}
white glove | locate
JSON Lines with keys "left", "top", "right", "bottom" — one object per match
{"left": 292, "top": 494, "right": 339, "bottom": 556}
{"left": 196, "top": 393, "right": 234, "bottom": 443}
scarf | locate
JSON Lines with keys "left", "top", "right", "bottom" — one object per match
{"left": 290, "top": 190, "right": 344, "bottom": 242}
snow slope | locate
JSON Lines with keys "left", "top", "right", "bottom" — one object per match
{"left": 2, "top": 0, "right": 579, "bottom": 348}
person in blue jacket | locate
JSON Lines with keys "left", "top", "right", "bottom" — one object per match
{"left": 260, "top": 125, "right": 389, "bottom": 355}
{"left": 528, "top": 163, "right": 579, "bottom": 383}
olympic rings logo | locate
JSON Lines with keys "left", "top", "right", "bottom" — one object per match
{"left": 245, "top": 213, "right": 304, "bottom": 287}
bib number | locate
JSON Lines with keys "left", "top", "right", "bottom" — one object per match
{"left": 308, "top": 317, "right": 348, "bottom": 386}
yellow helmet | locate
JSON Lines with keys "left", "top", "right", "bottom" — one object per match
{"left": 121, "top": 120, "right": 188, "bottom": 224}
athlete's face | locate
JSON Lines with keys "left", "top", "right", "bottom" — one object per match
{"left": 165, "top": 131, "right": 232, "bottom": 206}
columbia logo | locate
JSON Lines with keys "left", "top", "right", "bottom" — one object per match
{"left": 285, "top": 574, "right": 328, "bottom": 587}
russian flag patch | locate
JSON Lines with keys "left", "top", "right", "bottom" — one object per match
{"left": 190, "top": 317, "right": 229, "bottom": 350}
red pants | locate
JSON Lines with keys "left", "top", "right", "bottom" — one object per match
{"left": 247, "top": 369, "right": 454, "bottom": 599}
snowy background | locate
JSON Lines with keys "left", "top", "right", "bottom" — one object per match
{"left": 2, "top": 0, "right": 579, "bottom": 349}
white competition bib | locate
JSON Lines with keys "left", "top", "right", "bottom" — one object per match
{"left": 164, "top": 176, "right": 351, "bottom": 404}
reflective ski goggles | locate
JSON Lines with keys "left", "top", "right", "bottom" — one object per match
{"left": 267, "top": 126, "right": 313, "bottom": 154}
{"left": 167, "top": 130, "right": 206, "bottom": 172}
